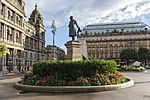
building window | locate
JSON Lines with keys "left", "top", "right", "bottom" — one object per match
{"left": 34, "top": 54, "right": 37, "bottom": 60}
{"left": 11, "top": 11, "right": 15, "bottom": 21}
{"left": 16, "top": 15, "right": 21, "bottom": 25}
{"left": 113, "top": 29, "right": 117, "bottom": 33}
{"left": 121, "top": 29, "right": 124, "bottom": 32}
{"left": 8, "top": 10, "right": 11, "bottom": 19}
{"left": 106, "top": 30, "right": 109, "bottom": 33}
{"left": 30, "top": 53, "right": 32, "bottom": 59}
{"left": 1, "top": 4, "right": 5, "bottom": 15}
{"left": 7, "top": 29, "right": 10, "bottom": 40}
{"left": 16, "top": 16, "right": 19, "bottom": 24}
{"left": 16, "top": 32, "right": 21, "bottom": 43}
{"left": 25, "top": 52, "right": 27, "bottom": 58}
{"left": 10, "top": 28, "right": 14, "bottom": 41}
{"left": 0, "top": 23, "right": 4, "bottom": 38}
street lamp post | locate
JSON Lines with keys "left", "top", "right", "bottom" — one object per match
{"left": 51, "top": 20, "right": 56, "bottom": 59}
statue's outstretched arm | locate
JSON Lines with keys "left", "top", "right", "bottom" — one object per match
{"left": 75, "top": 20, "right": 79, "bottom": 28}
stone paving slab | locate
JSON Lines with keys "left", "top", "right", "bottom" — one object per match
{"left": 0, "top": 70, "right": 150, "bottom": 100}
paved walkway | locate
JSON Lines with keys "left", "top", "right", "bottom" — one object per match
{"left": 0, "top": 70, "right": 150, "bottom": 100}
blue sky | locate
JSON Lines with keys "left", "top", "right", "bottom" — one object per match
{"left": 24, "top": 0, "right": 150, "bottom": 50}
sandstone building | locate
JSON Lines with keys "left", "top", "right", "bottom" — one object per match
{"left": 0, "top": 0, "right": 45, "bottom": 70}
{"left": 78, "top": 22, "right": 150, "bottom": 63}
{"left": 45, "top": 45, "right": 65, "bottom": 60}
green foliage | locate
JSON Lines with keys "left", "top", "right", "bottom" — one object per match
{"left": 0, "top": 44, "right": 8, "bottom": 57}
{"left": 99, "top": 60, "right": 117, "bottom": 73}
{"left": 23, "top": 60, "right": 126, "bottom": 86}
{"left": 23, "top": 73, "right": 37, "bottom": 85}
{"left": 120, "top": 49, "right": 138, "bottom": 62}
{"left": 33, "top": 60, "right": 117, "bottom": 81}
{"left": 120, "top": 48, "right": 150, "bottom": 66}
{"left": 138, "top": 48, "right": 150, "bottom": 63}
{"left": 138, "top": 48, "right": 149, "bottom": 60}
{"left": 121, "top": 65, "right": 145, "bottom": 72}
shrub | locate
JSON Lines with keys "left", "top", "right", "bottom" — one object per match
{"left": 99, "top": 60, "right": 117, "bottom": 73}
{"left": 33, "top": 60, "right": 117, "bottom": 81}
{"left": 22, "top": 60, "right": 126, "bottom": 86}
{"left": 121, "top": 65, "right": 145, "bottom": 72}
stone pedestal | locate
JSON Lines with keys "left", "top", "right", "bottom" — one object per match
{"left": 65, "top": 41, "right": 82, "bottom": 60}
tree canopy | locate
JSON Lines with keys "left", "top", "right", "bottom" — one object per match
{"left": 120, "top": 48, "right": 138, "bottom": 65}
{"left": 120, "top": 48, "right": 150, "bottom": 65}
{"left": 138, "top": 47, "right": 150, "bottom": 62}
{"left": 0, "top": 45, "right": 8, "bottom": 57}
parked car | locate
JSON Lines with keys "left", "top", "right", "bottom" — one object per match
{"left": 145, "top": 64, "right": 150, "bottom": 69}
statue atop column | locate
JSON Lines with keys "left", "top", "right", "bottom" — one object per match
{"left": 68, "top": 16, "right": 81, "bottom": 41}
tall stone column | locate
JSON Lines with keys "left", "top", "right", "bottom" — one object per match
{"left": 65, "top": 41, "right": 82, "bottom": 61}
{"left": 3, "top": 24, "right": 6, "bottom": 40}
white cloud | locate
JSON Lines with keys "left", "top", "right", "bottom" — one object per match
{"left": 23, "top": 0, "right": 150, "bottom": 47}
{"left": 24, "top": 0, "right": 147, "bottom": 27}
{"left": 93, "top": 0, "right": 150, "bottom": 25}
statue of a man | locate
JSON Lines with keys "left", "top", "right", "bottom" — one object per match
{"left": 68, "top": 16, "right": 81, "bottom": 41}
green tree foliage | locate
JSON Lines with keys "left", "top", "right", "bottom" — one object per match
{"left": 0, "top": 44, "right": 8, "bottom": 57}
{"left": 138, "top": 48, "right": 150, "bottom": 65}
{"left": 0, "top": 45, "right": 8, "bottom": 70}
{"left": 120, "top": 49, "right": 138, "bottom": 65}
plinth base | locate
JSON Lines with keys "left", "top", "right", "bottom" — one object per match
{"left": 65, "top": 41, "right": 82, "bottom": 61}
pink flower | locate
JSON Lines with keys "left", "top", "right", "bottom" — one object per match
{"left": 111, "top": 78, "right": 116, "bottom": 81}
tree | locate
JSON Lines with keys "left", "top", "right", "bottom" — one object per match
{"left": 0, "top": 44, "right": 8, "bottom": 57}
{"left": 138, "top": 47, "right": 150, "bottom": 66}
{"left": 120, "top": 49, "right": 138, "bottom": 65}
{"left": 0, "top": 44, "right": 8, "bottom": 71}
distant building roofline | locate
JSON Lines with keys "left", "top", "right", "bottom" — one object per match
{"left": 86, "top": 22, "right": 148, "bottom": 26}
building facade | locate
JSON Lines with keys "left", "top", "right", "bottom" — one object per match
{"left": 45, "top": 45, "right": 65, "bottom": 60}
{"left": 78, "top": 22, "right": 150, "bottom": 62}
{"left": 0, "top": 0, "right": 45, "bottom": 70}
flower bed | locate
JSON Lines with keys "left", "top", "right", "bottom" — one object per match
{"left": 22, "top": 60, "right": 128, "bottom": 86}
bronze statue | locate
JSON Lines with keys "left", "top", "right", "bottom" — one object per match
{"left": 68, "top": 16, "right": 81, "bottom": 41}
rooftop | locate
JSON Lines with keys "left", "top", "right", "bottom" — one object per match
{"left": 82, "top": 22, "right": 150, "bottom": 34}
